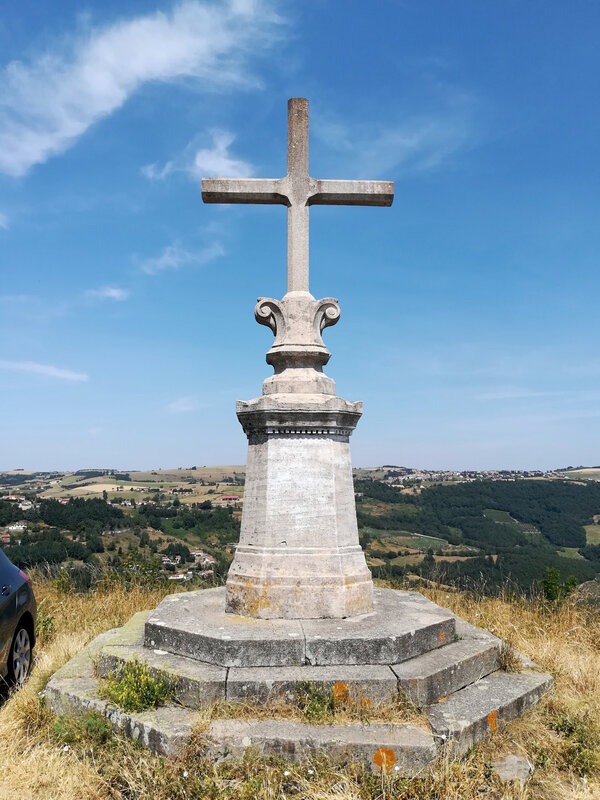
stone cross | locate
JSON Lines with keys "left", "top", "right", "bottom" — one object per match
{"left": 202, "top": 98, "right": 394, "bottom": 294}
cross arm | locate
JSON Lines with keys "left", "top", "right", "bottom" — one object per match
{"left": 308, "top": 179, "right": 394, "bottom": 207}
{"left": 202, "top": 178, "right": 288, "bottom": 205}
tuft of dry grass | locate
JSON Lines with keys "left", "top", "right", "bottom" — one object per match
{"left": 192, "top": 688, "right": 426, "bottom": 730}
{"left": 0, "top": 575, "right": 598, "bottom": 799}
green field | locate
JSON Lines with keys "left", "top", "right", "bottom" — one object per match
{"left": 483, "top": 508, "right": 540, "bottom": 537}
{"left": 363, "top": 528, "right": 448, "bottom": 551}
{"left": 585, "top": 524, "right": 600, "bottom": 545}
{"left": 560, "top": 468, "right": 600, "bottom": 481}
{"left": 558, "top": 547, "right": 586, "bottom": 560}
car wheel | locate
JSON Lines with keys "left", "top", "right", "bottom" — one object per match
{"left": 8, "top": 626, "right": 32, "bottom": 686}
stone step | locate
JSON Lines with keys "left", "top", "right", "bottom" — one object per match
{"left": 202, "top": 718, "right": 437, "bottom": 775}
{"left": 46, "top": 612, "right": 553, "bottom": 764}
{"left": 44, "top": 628, "right": 198, "bottom": 757}
{"left": 226, "top": 664, "right": 398, "bottom": 704}
{"left": 96, "top": 611, "right": 401, "bottom": 709}
{"left": 392, "top": 637, "right": 501, "bottom": 706}
{"left": 144, "top": 587, "right": 456, "bottom": 668}
{"left": 426, "top": 669, "right": 553, "bottom": 753}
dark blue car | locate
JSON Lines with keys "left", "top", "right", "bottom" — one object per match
{"left": 0, "top": 550, "right": 36, "bottom": 685}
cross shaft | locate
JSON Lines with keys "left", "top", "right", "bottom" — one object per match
{"left": 202, "top": 98, "right": 394, "bottom": 293}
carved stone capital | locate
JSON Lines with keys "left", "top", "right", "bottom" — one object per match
{"left": 254, "top": 292, "right": 341, "bottom": 395}
{"left": 236, "top": 395, "right": 362, "bottom": 440}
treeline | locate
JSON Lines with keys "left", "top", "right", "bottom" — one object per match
{"left": 36, "top": 498, "right": 124, "bottom": 529}
{"left": 420, "top": 480, "right": 599, "bottom": 549}
{"left": 132, "top": 503, "right": 239, "bottom": 544}
{"left": 355, "top": 478, "right": 600, "bottom": 552}
{"left": 0, "top": 497, "right": 124, "bottom": 529}
{"left": 372, "top": 544, "right": 596, "bottom": 594}
{"left": 354, "top": 479, "right": 414, "bottom": 505}
{"left": 5, "top": 528, "right": 101, "bottom": 568}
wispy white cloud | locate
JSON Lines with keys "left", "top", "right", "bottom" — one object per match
{"left": 167, "top": 396, "right": 199, "bottom": 413}
{"left": 0, "top": 211, "right": 8, "bottom": 229}
{"left": 142, "top": 161, "right": 176, "bottom": 181}
{"left": 191, "top": 130, "right": 254, "bottom": 179}
{"left": 0, "top": 293, "right": 69, "bottom": 321}
{"left": 0, "top": 359, "right": 88, "bottom": 382}
{"left": 143, "top": 129, "right": 254, "bottom": 182}
{"left": 0, "top": 0, "right": 280, "bottom": 177}
{"left": 314, "top": 90, "right": 475, "bottom": 178}
{"left": 140, "top": 241, "right": 224, "bottom": 275}
{"left": 86, "top": 286, "right": 130, "bottom": 301}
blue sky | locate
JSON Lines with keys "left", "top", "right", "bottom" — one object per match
{"left": 1, "top": 0, "right": 599, "bottom": 471}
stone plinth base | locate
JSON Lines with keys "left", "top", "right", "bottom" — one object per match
{"left": 229, "top": 394, "right": 373, "bottom": 619}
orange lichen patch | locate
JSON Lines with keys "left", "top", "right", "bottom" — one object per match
{"left": 411, "top": 680, "right": 417, "bottom": 685}
{"left": 487, "top": 710, "right": 498, "bottom": 731}
{"left": 373, "top": 746, "right": 397, "bottom": 772}
{"left": 439, "top": 631, "right": 445, "bottom": 642}
{"left": 361, "top": 697, "right": 371, "bottom": 708}
{"left": 438, "top": 696, "right": 448, "bottom": 703}
{"left": 333, "top": 682, "right": 350, "bottom": 702}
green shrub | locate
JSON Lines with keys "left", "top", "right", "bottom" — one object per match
{"left": 53, "top": 711, "right": 112, "bottom": 747}
{"left": 294, "top": 681, "right": 335, "bottom": 721}
{"left": 35, "top": 609, "right": 56, "bottom": 642}
{"left": 98, "top": 658, "right": 175, "bottom": 712}
{"left": 550, "top": 711, "right": 600, "bottom": 776}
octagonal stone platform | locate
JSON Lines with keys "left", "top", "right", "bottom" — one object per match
{"left": 45, "top": 586, "right": 553, "bottom": 766}
{"left": 144, "top": 586, "right": 456, "bottom": 668}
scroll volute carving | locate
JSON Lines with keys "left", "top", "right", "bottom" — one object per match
{"left": 255, "top": 298, "right": 286, "bottom": 342}
{"left": 255, "top": 295, "right": 340, "bottom": 350}
{"left": 313, "top": 298, "right": 341, "bottom": 345}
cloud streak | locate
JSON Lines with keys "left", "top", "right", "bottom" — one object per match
{"left": 143, "top": 129, "right": 254, "bottom": 182}
{"left": 314, "top": 89, "right": 475, "bottom": 178}
{"left": 0, "top": 360, "right": 89, "bottom": 382}
{"left": 140, "top": 241, "right": 224, "bottom": 275}
{"left": 0, "top": 211, "right": 8, "bottom": 229}
{"left": 86, "top": 286, "right": 130, "bottom": 301}
{"left": 167, "top": 396, "right": 199, "bottom": 413}
{"left": 0, "top": 0, "right": 280, "bottom": 177}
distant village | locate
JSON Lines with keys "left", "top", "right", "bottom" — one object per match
{"left": 375, "top": 467, "right": 547, "bottom": 488}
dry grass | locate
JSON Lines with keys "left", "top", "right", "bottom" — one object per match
{"left": 193, "top": 688, "right": 426, "bottom": 730}
{"left": 0, "top": 576, "right": 598, "bottom": 799}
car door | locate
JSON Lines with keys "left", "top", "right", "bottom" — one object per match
{"left": 0, "top": 556, "right": 16, "bottom": 674}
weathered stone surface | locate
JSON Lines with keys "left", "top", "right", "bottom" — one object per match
{"left": 45, "top": 606, "right": 553, "bottom": 762}
{"left": 201, "top": 98, "right": 393, "bottom": 298}
{"left": 227, "top": 664, "right": 398, "bottom": 704}
{"left": 227, "top": 400, "right": 373, "bottom": 620}
{"left": 302, "top": 589, "right": 455, "bottom": 666}
{"left": 145, "top": 588, "right": 305, "bottom": 667}
{"left": 97, "top": 608, "right": 226, "bottom": 707}
{"left": 144, "top": 587, "right": 455, "bottom": 667}
{"left": 426, "top": 670, "right": 553, "bottom": 752}
{"left": 202, "top": 719, "right": 435, "bottom": 774}
{"left": 492, "top": 754, "right": 534, "bottom": 785}
{"left": 392, "top": 638, "right": 500, "bottom": 706}
{"left": 47, "top": 676, "right": 197, "bottom": 756}
{"left": 47, "top": 627, "right": 120, "bottom": 681}
{"left": 202, "top": 99, "right": 395, "bottom": 620}
{"left": 45, "top": 627, "right": 199, "bottom": 756}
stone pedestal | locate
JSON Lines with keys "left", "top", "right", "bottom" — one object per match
{"left": 224, "top": 292, "right": 373, "bottom": 619}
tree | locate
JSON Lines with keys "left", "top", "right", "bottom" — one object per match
{"left": 540, "top": 567, "right": 578, "bottom": 601}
